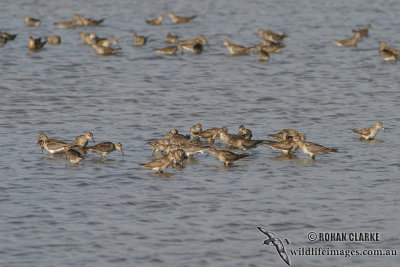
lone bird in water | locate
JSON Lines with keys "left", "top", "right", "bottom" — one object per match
{"left": 352, "top": 121, "right": 384, "bottom": 140}
{"left": 257, "top": 227, "right": 290, "bottom": 266}
{"left": 352, "top": 24, "right": 371, "bottom": 38}
{"left": 25, "top": 16, "right": 41, "bottom": 26}
{"left": 64, "top": 146, "right": 85, "bottom": 164}
{"left": 166, "top": 11, "right": 196, "bottom": 24}
{"left": 146, "top": 14, "right": 163, "bottom": 25}
{"left": 296, "top": 139, "right": 337, "bottom": 159}
{"left": 207, "top": 147, "right": 249, "bottom": 166}
{"left": 333, "top": 32, "right": 361, "bottom": 47}
{"left": 379, "top": 41, "right": 400, "bottom": 62}
{"left": 86, "top": 142, "right": 124, "bottom": 159}
{"left": 29, "top": 36, "right": 46, "bottom": 50}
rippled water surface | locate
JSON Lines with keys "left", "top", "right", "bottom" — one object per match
{"left": 1, "top": 0, "right": 399, "bottom": 266}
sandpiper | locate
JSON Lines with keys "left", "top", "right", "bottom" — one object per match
{"left": 255, "top": 46, "right": 270, "bottom": 61}
{"left": 86, "top": 142, "right": 124, "bottom": 159}
{"left": 176, "top": 143, "right": 208, "bottom": 158}
{"left": 352, "top": 121, "right": 384, "bottom": 140}
{"left": 154, "top": 45, "right": 182, "bottom": 55}
{"left": 146, "top": 14, "right": 163, "bottom": 25}
{"left": 264, "top": 136, "right": 302, "bottom": 155}
{"left": 268, "top": 129, "right": 301, "bottom": 141}
{"left": 133, "top": 33, "right": 148, "bottom": 46}
{"left": 96, "top": 38, "right": 118, "bottom": 48}
{"left": 166, "top": 11, "right": 196, "bottom": 24}
{"left": 0, "top": 31, "right": 17, "bottom": 41}
{"left": 64, "top": 146, "right": 85, "bottom": 164}
{"left": 379, "top": 41, "right": 400, "bottom": 62}
{"left": 54, "top": 19, "right": 76, "bottom": 28}
{"left": 166, "top": 32, "right": 179, "bottom": 43}
{"left": 29, "top": 36, "right": 46, "bottom": 50}
{"left": 208, "top": 147, "right": 249, "bottom": 166}
{"left": 333, "top": 32, "right": 361, "bottom": 47}
{"left": 196, "top": 127, "right": 224, "bottom": 143}
{"left": 46, "top": 36, "right": 61, "bottom": 45}
{"left": 219, "top": 127, "right": 262, "bottom": 151}
{"left": 296, "top": 139, "right": 337, "bottom": 159}
{"left": 90, "top": 43, "right": 121, "bottom": 55}
{"left": 180, "top": 35, "right": 207, "bottom": 54}
{"left": 257, "top": 29, "right": 288, "bottom": 44}
{"left": 140, "top": 152, "right": 175, "bottom": 173}
{"left": 38, "top": 134, "right": 69, "bottom": 154}
{"left": 238, "top": 125, "right": 252, "bottom": 140}
{"left": 190, "top": 123, "right": 203, "bottom": 140}
{"left": 72, "top": 132, "right": 95, "bottom": 147}
{"left": 25, "top": 16, "right": 41, "bottom": 26}
{"left": 169, "top": 148, "right": 187, "bottom": 165}
{"left": 223, "top": 39, "right": 256, "bottom": 55}
{"left": 73, "top": 14, "right": 104, "bottom": 26}
{"left": 257, "top": 43, "right": 283, "bottom": 53}
{"left": 352, "top": 24, "right": 371, "bottom": 38}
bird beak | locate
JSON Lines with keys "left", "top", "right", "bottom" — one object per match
{"left": 92, "top": 137, "right": 95, "bottom": 143}
{"left": 205, "top": 152, "right": 209, "bottom": 158}
{"left": 121, "top": 149, "right": 124, "bottom": 155}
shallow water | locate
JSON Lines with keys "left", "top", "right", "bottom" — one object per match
{"left": 0, "top": 0, "right": 399, "bottom": 266}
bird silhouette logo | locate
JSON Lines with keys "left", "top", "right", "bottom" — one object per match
{"left": 257, "top": 226, "right": 291, "bottom": 266}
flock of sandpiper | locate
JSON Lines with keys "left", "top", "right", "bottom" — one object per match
{"left": 37, "top": 121, "right": 384, "bottom": 173}
{"left": 1, "top": 11, "right": 389, "bottom": 171}
{"left": 1, "top": 12, "right": 399, "bottom": 61}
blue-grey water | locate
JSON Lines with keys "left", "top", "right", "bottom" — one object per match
{"left": 1, "top": 0, "right": 399, "bottom": 266}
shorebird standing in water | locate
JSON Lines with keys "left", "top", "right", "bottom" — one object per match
{"left": 154, "top": 45, "right": 183, "bottom": 55}
{"left": 352, "top": 24, "right": 371, "bottom": 38}
{"left": 86, "top": 142, "right": 124, "bottom": 159}
{"left": 353, "top": 121, "right": 384, "bottom": 140}
{"left": 257, "top": 29, "right": 288, "bottom": 44}
{"left": 133, "top": 33, "right": 148, "bottom": 46}
{"left": 238, "top": 125, "right": 252, "bottom": 140}
{"left": 64, "top": 146, "right": 85, "bottom": 164}
{"left": 146, "top": 14, "right": 163, "bottom": 25}
{"left": 264, "top": 136, "right": 303, "bottom": 155}
{"left": 223, "top": 39, "right": 257, "bottom": 55}
{"left": 37, "top": 134, "right": 68, "bottom": 154}
{"left": 140, "top": 152, "right": 175, "bottom": 173}
{"left": 379, "top": 42, "right": 400, "bottom": 62}
{"left": 46, "top": 36, "right": 61, "bottom": 45}
{"left": 166, "top": 11, "right": 196, "bottom": 24}
{"left": 72, "top": 132, "right": 95, "bottom": 148}
{"left": 207, "top": 147, "right": 249, "bottom": 166}
{"left": 296, "top": 139, "right": 337, "bottom": 159}
{"left": 268, "top": 129, "right": 302, "bottom": 141}
{"left": 29, "top": 36, "right": 46, "bottom": 50}
{"left": 333, "top": 32, "right": 361, "bottom": 47}
{"left": 166, "top": 32, "right": 179, "bottom": 43}
{"left": 25, "top": 16, "right": 41, "bottom": 26}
